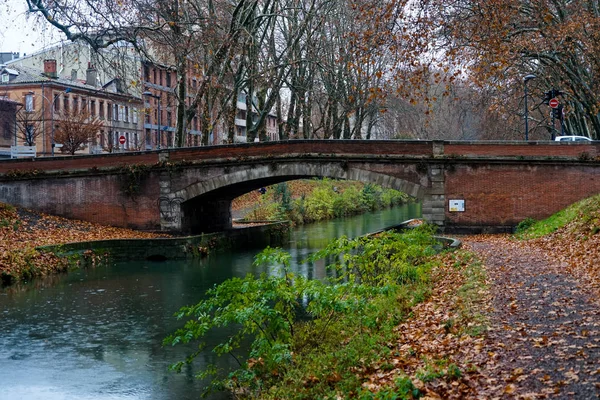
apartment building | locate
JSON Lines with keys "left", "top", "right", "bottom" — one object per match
{"left": 6, "top": 41, "right": 279, "bottom": 150}
{"left": 0, "top": 59, "right": 143, "bottom": 156}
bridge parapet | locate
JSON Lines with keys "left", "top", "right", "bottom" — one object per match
{"left": 1, "top": 140, "right": 599, "bottom": 234}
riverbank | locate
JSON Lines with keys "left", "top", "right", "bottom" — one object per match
{"left": 232, "top": 178, "right": 411, "bottom": 224}
{"left": 0, "top": 202, "right": 171, "bottom": 285}
{"left": 360, "top": 194, "right": 600, "bottom": 398}
{"left": 1, "top": 178, "right": 410, "bottom": 285}
{"left": 3, "top": 190, "right": 600, "bottom": 397}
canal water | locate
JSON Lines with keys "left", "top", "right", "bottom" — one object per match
{"left": 0, "top": 203, "right": 421, "bottom": 400}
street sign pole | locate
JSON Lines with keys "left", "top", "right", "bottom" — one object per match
{"left": 549, "top": 98, "right": 560, "bottom": 140}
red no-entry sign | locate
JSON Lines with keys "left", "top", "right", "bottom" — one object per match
{"left": 549, "top": 98, "right": 559, "bottom": 108}
{"left": 119, "top": 136, "right": 126, "bottom": 145}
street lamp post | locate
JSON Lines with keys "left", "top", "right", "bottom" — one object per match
{"left": 143, "top": 91, "right": 161, "bottom": 150}
{"left": 523, "top": 74, "right": 536, "bottom": 141}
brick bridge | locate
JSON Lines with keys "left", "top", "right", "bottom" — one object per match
{"left": 1, "top": 140, "right": 599, "bottom": 234}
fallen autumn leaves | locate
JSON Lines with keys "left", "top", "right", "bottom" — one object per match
{"left": 0, "top": 203, "right": 169, "bottom": 284}
{"left": 2, "top": 200, "right": 600, "bottom": 398}
{"left": 361, "top": 223, "right": 600, "bottom": 399}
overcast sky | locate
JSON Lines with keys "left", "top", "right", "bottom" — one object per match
{"left": 0, "top": 0, "right": 63, "bottom": 55}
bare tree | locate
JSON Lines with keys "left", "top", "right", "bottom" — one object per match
{"left": 54, "top": 110, "right": 103, "bottom": 154}
{"left": 15, "top": 109, "right": 42, "bottom": 146}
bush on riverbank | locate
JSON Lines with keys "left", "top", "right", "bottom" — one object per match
{"left": 240, "top": 179, "right": 411, "bottom": 225}
{"left": 164, "top": 225, "right": 485, "bottom": 398}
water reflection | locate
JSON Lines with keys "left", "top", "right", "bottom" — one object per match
{"left": 0, "top": 203, "right": 420, "bottom": 400}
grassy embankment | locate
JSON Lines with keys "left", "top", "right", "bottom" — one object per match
{"left": 165, "top": 193, "right": 600, "bottom": 399}
{"left": 233, "top": 178, "right": 412, "bottom": 225}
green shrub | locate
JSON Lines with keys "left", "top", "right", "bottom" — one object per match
{"left": 164, "top": 226, "right": 442, "bottom": 398}
{"left": 304, "top": 186, "right": 335, "bottom": 222}
{"left": 515, "top": 217, "right": 536, "bottom": 233}
{"left": 240, "top": 179, "right": 412, "bottom": 226}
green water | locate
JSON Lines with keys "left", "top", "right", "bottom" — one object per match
{"left": 0, "top": 203, "right": 421, "bottom": 400}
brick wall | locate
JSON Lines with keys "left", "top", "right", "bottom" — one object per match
{"left": 1, "top": 140, "right": 599, "bottom": 233}
{"left": 445, "top": 162, "right": 600, "bottom": 232}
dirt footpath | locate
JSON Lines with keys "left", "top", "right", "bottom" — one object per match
{"left": 463, "top": 235, "right": 600, "bottom": 399}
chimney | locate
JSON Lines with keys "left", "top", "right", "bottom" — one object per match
{"left": 115, "top": 77, "right": 124, "bottom": 93}
{"left": 86, "top": 63, "right": 97, "bottom": 86}
{"left": 43, "top": 59, "right": 57, "bottom": 78}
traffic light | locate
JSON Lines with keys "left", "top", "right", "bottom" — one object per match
{"left": 552, "top": 104, "right": 563, "bottom": 120}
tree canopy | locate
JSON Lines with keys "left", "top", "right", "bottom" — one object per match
{"left": 16, "top": 0, "right": 600, "bottom": 140}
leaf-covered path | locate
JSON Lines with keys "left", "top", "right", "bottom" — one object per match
{"left": 463, "top": 235, "right": 600, "bottom": 399}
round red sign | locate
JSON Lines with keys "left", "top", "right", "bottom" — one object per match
{"left": 549, "top": 98, "right": 559, "bottom": 108}
{"left": 119, "top": 136, "right": 126, "bottom": 145}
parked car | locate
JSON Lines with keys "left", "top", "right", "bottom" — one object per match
{"left": 554, "top": 135, "right": 592, "bottom": 142}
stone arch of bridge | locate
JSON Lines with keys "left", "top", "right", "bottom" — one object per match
{"left": 165, "top": 162, "right": 427, "bottom": 233}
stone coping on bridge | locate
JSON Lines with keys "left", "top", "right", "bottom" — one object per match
{"left": 1, "top": 139, "right": 598, "bottom": 176}
{"left": 38, "top": 222, "right": 290, "bottom": 262}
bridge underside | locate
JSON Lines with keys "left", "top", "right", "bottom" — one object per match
{"left": 169, "top": 163, "right": 432, "bottom": 234}
{"left": 180, "top": 176, "right": 306, "bottom": 234}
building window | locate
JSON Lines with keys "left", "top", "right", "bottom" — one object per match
{"left": 113, "top": 104, "right": 119, "bottom": 121}
{"left": 99, "top": 101, "right": 104, "bottom": 118}
{"left": 53, "top": 94, "right": 60, "bottom": 112}
{"left": 144, "top": 64, "right": 150, "bottom": 81}
{"left": 1, "top": 74, "right": 8, "bottom": 83}
{"left": 159, "top": 70, "right": 163, "bottom": 86}
{"left": 107, "top": 103, "right": 112, "bottom": 120}
{"left": 3, "top": 121, "right": 11, "bottom": 139}
{"left": 81, "top": 98, "right": 87, "bottom": 113}
{"left": 25, "top": 94, "right": 34, "bottom": 112}
{"left": 73, "top": 97, "right": 78, "bottom": 113}
{"left": 90, "top": 100, "right": 96, "bottom": 116}
{"left": 166, "top": 71, "right": 171, "bottom": 87}
{"left": 100, "top": 130, "right": 105, "bottom": 147}
{"left": 167, "top": 111, "right": 172, "bottom": 127}
{"left": 124, "top": 106, "right": 129, "bottom": 122}
{"left": 153, "top": 69, "right": 156, "bottom": 84}
{"left": 63, "top": 96, "right": 69, "bottom": 113}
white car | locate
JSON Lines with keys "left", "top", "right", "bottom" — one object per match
{"left": 554, "top": 135, "right": 592, "bottom": 142}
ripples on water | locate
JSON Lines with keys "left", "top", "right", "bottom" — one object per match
{"left": 0, "top": 203, "right": 420, "bottom": 400}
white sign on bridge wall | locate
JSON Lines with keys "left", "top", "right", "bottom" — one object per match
{"left": 449, "top": 199, "right": 465, "bottom": 212}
